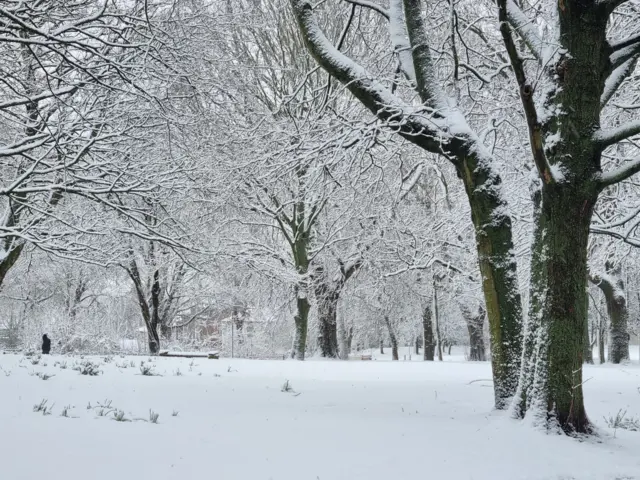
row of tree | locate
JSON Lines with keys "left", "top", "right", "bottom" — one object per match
{"left": 1, "top": 0, "right": 639, "bottom": 435}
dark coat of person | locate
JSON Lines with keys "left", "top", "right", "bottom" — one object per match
{"left": 42, "top": 334, "right": 51, "bottom": 355}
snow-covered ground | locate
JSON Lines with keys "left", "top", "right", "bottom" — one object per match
{"left": 1, "top": 349, "right": 639, "bottom": 480}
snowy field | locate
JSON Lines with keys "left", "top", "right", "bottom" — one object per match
{"left": 1, "top": 348, "right": 640, "bottom": 480}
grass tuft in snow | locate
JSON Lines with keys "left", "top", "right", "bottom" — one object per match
{"left": 173, "top": 368, "right": 182, "bottom": 376}
{"left": 605, "top": 409, "right": 640, "bottom": 436}
{"left": 281, "top": 379, "right": 294, "bottom": 393}
{"left": 139, "top": 363, "right": 160, "bottom": 376}
{"left": 33, "top": 371, "right": 55, "bottom": 380}
{"left": 113, "top": 410, "right": 129, "bottom": 422}
{"left": 94, "top": 399, "right": 116, "bottom": 417}
{"left": 149, "top": 409, "right": 159, "bottom": 424}
{"left": 172, "top": 410, "right": 179, "bottom": 417}
{"left": 33, "top": 398, "right": 53, "bottom": 415}
{"left": 61, "top": 405, "right": 73, "bottom": 418}
{"left": 73, "top": 360, "right": 101, "bottom": 376}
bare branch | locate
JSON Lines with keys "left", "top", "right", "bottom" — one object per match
{"left": 601, "top": 55, "right": 639, "bottom": 107}
{"left": 496, "top": 0, "right": 553, "bottom": 184}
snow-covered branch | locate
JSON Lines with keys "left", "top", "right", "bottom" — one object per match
{"left": 288, "top": 0, "right": 456, "bottom": 155}
{"left": 593, "top": 119, "right": 640, "bottom": 150}
{"left": 402, "top": 0, "right": 449, "bottom": 112}
{"left": 601, "top": 56, "right": 639, "bottom": 107}
{"left": 388, "top": 0, "right": 416, "bottom": 84}
{"left": 504, "top": 0, "right": 544, "bottom": 61}
{"left": 597, "top": 156, "right": 640, "bottom": 187}
{"left": 343, "top": 0, "right": 389, "bottom": 19}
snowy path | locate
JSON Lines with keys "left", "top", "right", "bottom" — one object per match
{"left": 1, "top": 353, "right": 639, "bottom": 480}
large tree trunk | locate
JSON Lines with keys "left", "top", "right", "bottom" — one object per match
{"left": 598, "top": 308, "right": 606, "bottom": 365}
{"left": 338, "top": 320, "right": 350, "bottom": 360}
{"left": 423, "top": 305, "right": 435, "bottom": 361}
{"left": 516, "top": 185, "right": 597, "bottom": 433}
{"left": 461, "top": 304, "right": 486, "bottom": 361}
{"left": 583, "top": 310, "right": 594, "bottom": 365}
{"left": 384, "top": 316, "right": 398, "bottom": 361}
{"left": 316, "top": 288, "right": 339, "bottom": 358}
{"left": 433, "top": 282, "right": 443, "bottom": 362}
{"left": 591, "top": 266, "right": 630, "bottom": 364}
{"left": 314, "top": 260, "right": 361, "bottom": 359}
{"left": 293, "top": 292, "right": 310, "bottom": 361}
{"left": 457, "top": 159, "right": 523, "bottom": 407}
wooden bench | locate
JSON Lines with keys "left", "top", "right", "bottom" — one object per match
{"left": 158, "top": 351, "right": 219, "bottom": 359}
{"left": 360, "top": 354, "right": 373, "bottom": 361}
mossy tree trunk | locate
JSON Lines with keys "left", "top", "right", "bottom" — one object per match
{"left": 384, "top": 316, "right": 399, "bottom": 361}
{"left": 423, "top": 305, "right": 435, "bottom": 361}
{"left": 433, "top": 281, "right": 444, "bottom": 362}
{"left": 293, "top": 293, "right": 311, "bottom": 361}
{"left": 461, "top": 304, "right": 486, "bottom": 361}
{"left": 314, "top": 259, "right": 362, "bottom": 358}
{"left": 517, "top": 184, "right": 597, "bottom": 433}
{"left": 583, "top": 310, "right": 594, "bottom": 365}
{"left": 316, "top": 288, "right": 339, "bottom": 358}
{"left": 457, "top": 158, "right": 522, "bottom": 405}
{"left": 591, "top": 265, "right": 630, "bottom": 364}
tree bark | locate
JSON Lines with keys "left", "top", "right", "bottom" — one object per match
{"left": 457, "top": 159, "right": 522, "bottom": 405}
{"left": 314, "top": 259, "right": 362, "bottom": 358}
{"left": 423, "top": 305, "right": 435, "bottom": 361}
{"left": 293, "top": 291, "right": 310, "bottom": 361}
{"left": 591, "top": 266, "right": 630, "bottom": 364}
{"left": 516, "top": 184, "right": 597, "bottom": 433}
{"left": 598, "top": 306, "right": 606, "bottom": 364}
{"left": 384, "top": 316, "right": 399, "bottom": 361}
{"left": 338, "top": 320, "right": 350, "bottom": 360}
{"left": 316, "top": 287, "right": 339, "bottom": 358}
{"left": 583, "top": 309, "right": 594, "bottom": 365}
{"left": 433, "top": 282, "right": 443, "bottom": 362}
{"left": 461, "top": 304, "right": 486, "bottom": 361}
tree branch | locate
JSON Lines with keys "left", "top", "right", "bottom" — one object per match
{"left": 343, "top": 0, "right": 389, "bottom": 19}
{"left": 593, "top": 119, "right": 640, "bottom": 150}
{"left": 601, "top": 55, "right": 639, "bottom": 107}
{"left": 403, "top": 0, "right": 448, "bottom": 111}
{"left": 289, "top": 0, "right": 458, "bottom": 155}
{"left": 597, "top": 156, "right": 640, "bottom": 188}
{"left": 389, "top": 0, "right": 416, "bottom": 83}
{"left": 504, "top": 0, "right": 544, "bottom": 61}
{"left": 497, "top": 0, "right": 553, "bottom": 184}
{"left": 611, "top": 33, "right": 640, "bottom": 52}
{"left": 610, "top": 41, "right": 640, "bottom": 70}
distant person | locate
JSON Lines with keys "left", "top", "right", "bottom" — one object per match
{"left": 42, "top": 334, "right": 51, "bottom": 355}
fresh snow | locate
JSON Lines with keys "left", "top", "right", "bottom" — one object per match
{"left": 1, "top": 349, "right": 640, "bottom": 480}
